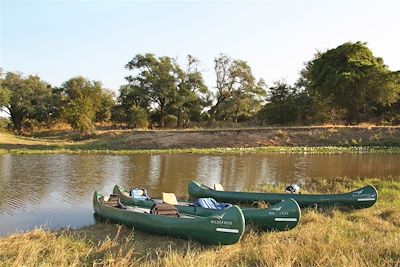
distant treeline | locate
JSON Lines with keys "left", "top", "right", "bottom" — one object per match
{"left": 1, "top": 41, "right": 399, "bottom": 134}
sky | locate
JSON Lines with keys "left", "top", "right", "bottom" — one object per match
{"left": 1, "top": 0, "right": 400, "bottom": 93}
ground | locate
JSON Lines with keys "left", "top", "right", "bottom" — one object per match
{"left": 1, "top": 126, "right": 400, "bottom": 153}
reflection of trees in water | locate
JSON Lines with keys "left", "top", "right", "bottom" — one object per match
{"left": 1, "top": 153, "right": 399, "bottom": 215}
{"left": 115, "top": 154, "right": 204, "bottom": 197}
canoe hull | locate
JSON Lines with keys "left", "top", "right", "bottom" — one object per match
{"left": 93, "top": 191, "right": 245, "bottom": 245}
{"left": 188, "top": 181, "right": 378, "bottom": 209}
{"left": 113, "top": 185, "right": 301, "bottom": 231}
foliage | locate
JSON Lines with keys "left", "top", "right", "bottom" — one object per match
{"left": 259, "top": 81, "right": 329, "bottom": 125}
{"left": 164, "top": 114, "right": 178, "bottom": 127}
{"left": 173, "top": 55, "right": 209, "bottom": 127}
{"left": 0, "top": 71, "right": 53, "bottom": 134}
{"left": 124, "top": 54, "right": 209, "bottom": 128}
{"left": 208, "top": 54, "right": 266, "bottom": 126}
{"left": 125, "top": 54, "right": 177, "bottom": 127}
{"left": 60, "top": 77, "right": 103, "bottom": 134}
{"left": 95, "top": 90, "right": 116, "bottom": 123}
{"left": 299, "top": 41, "right": 400, "bottom": 124}
{"left": 126, "top": 105, "right": 148, "bottom": 128}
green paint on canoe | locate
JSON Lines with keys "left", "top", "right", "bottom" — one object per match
{"left": 187, "top": 181, "right": 378, "bottom": 209}
{"left": 113, "top": 185, "right": 301, "bottom": 231}
{"left": 93, "top": 191, "right": 245, "bottom": 245}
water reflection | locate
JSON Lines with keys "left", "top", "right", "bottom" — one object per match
{"left": 0, "top": 153, "right": 399, "bottom": 236}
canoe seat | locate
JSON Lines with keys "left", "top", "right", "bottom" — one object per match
{"left": 214, "top": 183, "right": 224, "bottom": 191}
{"left": 150, "top": 203, "right": 180, "bottom": 217}
{"left": 162, "top": 192, "right": 178, "bottom": 205}
{"left": 103, "top": 194, "right": 121, "bottom": 208}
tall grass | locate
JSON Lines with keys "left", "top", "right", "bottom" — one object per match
{"left": 0, "top": 179, "right": 399, "bottom": 266}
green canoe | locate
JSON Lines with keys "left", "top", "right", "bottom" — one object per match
{"left": 93, "top": 191, "right": 245, "bottom": 245}
{"left": 113, "top": 185, "right": 301, "bottom": 231}
{"left": 188, "top": 181, "right": 378, "bottom": 209}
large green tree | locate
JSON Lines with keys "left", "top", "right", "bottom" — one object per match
{"left": 0, "top": 71, "right": 52, "bottom": 133}
{"left": 208, "top": 54, "right": 265, "bottom": 126}
{"left": 125, "top": 54, "right": 177, "bottom": 127}
{"left": 300, "top": 41, "right": 400, "bottom": 123}
{"left": 60, "top": 76, "right": 103, "bottom": 133}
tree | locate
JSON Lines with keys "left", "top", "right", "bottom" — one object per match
{"left": 125, "top": 54, "right": 177, "bottom": 127}
{"left": 218, "top": 79, "right": 266, "bottom": 123}
{"left": 60, "top": 76, "right": 103, "bottom": 134}
{"left": 173, "top": 55, "right": 209, "bottom": 127}
{"left": 300, "top": 41, "right": 400, "bottom": 124}
{"left": 0, "top": 71, "right": 52, "bottom": 134}
{"left": 96, "top": 90, "right": 116, "bottom": 123}
{"left": 126, "top": 105, "right": 148, "bottom": 128}
{"left": 259, "top": 81, "right": 299, "bottom": 125}
{"left": 208, "top": 54, "right": 264, "bottom": 126}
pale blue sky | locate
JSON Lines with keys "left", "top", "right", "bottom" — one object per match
{"left": 1, "top": 0, "right": 399, "bottom": 92}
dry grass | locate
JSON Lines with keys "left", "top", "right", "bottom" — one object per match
{"left": 0, "top": 179, "right": 399, "bottom": 266}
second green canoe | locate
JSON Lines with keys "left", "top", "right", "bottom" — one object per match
{"left": 188, "top": 181, "right": 378, "bottom": 209}
{"left": 113, "top": 185, "right": 301, "bottom": 231}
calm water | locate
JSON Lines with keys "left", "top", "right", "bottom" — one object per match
{"left": 0, "top": 153, "right": 399, "bottom": 236}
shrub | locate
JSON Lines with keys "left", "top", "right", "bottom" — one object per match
{"left": 127, "top": 106, "right": 148, "bottom": 128}
{"left": 164, "top": 114, "right": 178, "bottom": 127}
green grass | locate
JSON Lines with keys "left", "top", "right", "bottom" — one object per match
{"left": 0, "top": 178, "right": 399, "bottom": 266}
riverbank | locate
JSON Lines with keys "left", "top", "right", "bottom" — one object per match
{"left": 0, "top": 178, "right": 398, "bottom": 266}
{"left": 1, "top": 126, "right": 400, "bottom": 154}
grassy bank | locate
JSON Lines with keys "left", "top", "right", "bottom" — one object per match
{"left": 1, "top": 126, "right": 400, "bottom": 155}
{"left": 1, "top": 178, "right": 399, "bottom": 266}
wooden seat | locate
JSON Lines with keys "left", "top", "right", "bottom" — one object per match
{"left": 162, "top": 192, "right": 178, "bottom": 205}
{"left": 214, "top": 183, "right": 224, "bottom": 191}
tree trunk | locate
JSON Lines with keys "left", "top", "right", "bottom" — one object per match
{"left": 10, "top": 109, "right": 24, "bottom": 135}
{"left": 234, "top": 105, "right": 240, "bottom": 124}
{"left": 207, "top": 98, "right": 223, "bottom": 127}
{"left": 177, "top": 107, "right": 182, "bottom": 128}
{"left": 160, "top": 104, "right": 165, "bottom": 128}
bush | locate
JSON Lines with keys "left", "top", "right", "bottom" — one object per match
{"left": 164, "top": 114, "right": 177, "bottom": 127}
{"left": 0, "top": 117, "right": 10, "bottom": 131}
{"left": 127, "top": 106, "right": 148, "bottom": 128}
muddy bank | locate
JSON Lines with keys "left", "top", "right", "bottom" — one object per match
{"left": 93, "top": 126, "right": 400, "bottom": 150}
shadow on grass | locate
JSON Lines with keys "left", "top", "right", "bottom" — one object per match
{"left": 67, "top": 215, "right": 214, "bottom": 264}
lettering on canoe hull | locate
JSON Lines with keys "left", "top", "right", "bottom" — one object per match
{"left": 211, "top": 219, "right": 233, "bottom": 226}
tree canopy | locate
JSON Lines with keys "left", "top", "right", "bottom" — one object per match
{"left": 0, "top": 71, "right": 52, "bottom": 133}
{"left": 300, "top": 41, "right": 400, "bottom": 123}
